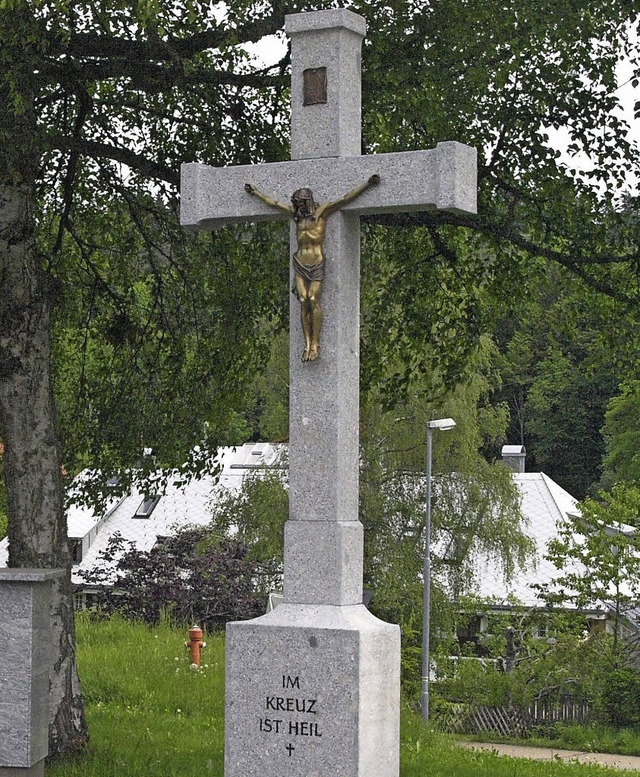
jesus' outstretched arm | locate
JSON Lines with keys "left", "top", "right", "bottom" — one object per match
{"left": 316, "top": 174, "right": 380, "bottom": 219}
{"left": 244, "top": 183, "right": 294, "bottom": 216}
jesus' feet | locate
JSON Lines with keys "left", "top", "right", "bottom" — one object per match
{"left": 301, "top": 344, "right": 319, "bottom": 362}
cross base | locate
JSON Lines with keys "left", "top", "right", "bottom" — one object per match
{"left": 225, "top": 604, "right": 400, "bottom": 777}
{"left": 0, "top": 762, "right": 45, "bottom": 777}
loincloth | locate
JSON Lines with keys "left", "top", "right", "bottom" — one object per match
{"left": 292, "top": 253, "right": 324, "bottom": 294}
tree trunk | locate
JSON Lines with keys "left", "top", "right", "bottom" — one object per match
{"left": 0, "top": 177, "right": 89, "bottom": 753}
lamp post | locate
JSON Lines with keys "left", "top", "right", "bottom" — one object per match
{"left": 422, "top": 417, "right": 456, "bottom": 722}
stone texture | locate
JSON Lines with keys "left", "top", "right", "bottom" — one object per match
{"left": 288, "top": 214, "right": 360, "bottom": 528}
{"left": 0, "top": 703, "right": 29, "bottom": 765}
{"left": 0, "top": 570, "right": 63, "bottom": 769}
{"left": 30, "top": 628, "right": 53, "bottom": 675}
{"left": 285, "top": 208, "right": 363, "bottom": 604}
{"left": 0, "top": 762, "right": 45, "bottom": 777}
{"left": 433, "top": 141, "right": 479, "bottom": 214}
{"left": 27, "top": 670, "right": 50, "bottom": 765}
{"left": 180, "top": 143, "right": 477, "bottom": 231}
{"left": 284, "top": 8, "right": 367, "bottom": 37}
{"left": 285, "top": 9, "right": 366, "bottom": 160}
{"left": 0, "top": 570, "right": 65, "bottom": 584}
{"left": 284, "top": 521, "right": 363, "bottom": 606}
{"left": 225, "top": 604, "right": 400, "bottom": 777}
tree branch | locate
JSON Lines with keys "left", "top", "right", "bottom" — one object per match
{"left": 53, "top": 12, "right": 287, "bottom": 63}
{"left": 45, "top": 136, "right": 179, "bottom": 186}
{"left": 364, "top": 211, "right": 639, "bottom": 303}
{"left": 365, "top": 211, "right": 639, "bottom": 267}
{"left": 39, "top": 56, "right": 285, "bottom": 93}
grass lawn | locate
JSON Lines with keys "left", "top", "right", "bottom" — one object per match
{"left": 46, "top": 615, "right": 628, "bottom": 776}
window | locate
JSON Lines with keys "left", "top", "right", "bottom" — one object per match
{"left": 74, "top": 591, "right": 99, "bottom": 611}
{"left": 134, "top": 495, "right": 160, "bottom": 519}
{"left": 72, "top": 540, "right": 83, "bottom": 564}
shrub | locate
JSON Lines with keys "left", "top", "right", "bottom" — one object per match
{"left": 78, "top": 527, "right": 278, "bottom": 628}
{"left": 435, "top": 656, "right": 512, "bottom": 708}
{"left": 596, "top": 666, "right": 640, "bottom": 729}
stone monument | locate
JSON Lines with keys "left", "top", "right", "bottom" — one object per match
{"left": 180, "top": 8, "right": 477, "bottom": 776}
{"left": 0, "top": 568, "right": 65, "bottom": 777}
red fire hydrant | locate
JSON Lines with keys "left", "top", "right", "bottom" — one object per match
{"left": 185, "top": 625, "right": 206, "bottom": 668}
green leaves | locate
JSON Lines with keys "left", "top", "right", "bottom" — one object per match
{"left": 209, "top": 470, "right": 288, "bottom": 570}
{"left": 52, "top": 193, "right": 288, "bottom": 487}
{"left": 601, "top": 381, "right": 640, "bottom": 488}
{"left": 361, "top": 0, "right": 640, "bottom": 312}
{"left": 2, "top": 0, "right": 639, "bottom": 487}
{"left": 495, "top": 265, "right": 630, "bottom": 497}
{"left": 356, "top": 334, "right": 532, "bottom": 698}
{"left": 538, "top": 483, "right": 640, "bottom": 630}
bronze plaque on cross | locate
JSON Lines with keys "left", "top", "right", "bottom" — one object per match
{"left": 303, "top": 67, "right": 327, "bottom": 105}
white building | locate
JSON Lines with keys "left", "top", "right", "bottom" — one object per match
{"left": 1, "top": 441, "right": 630, "bottom": 625}
{"left": 473, "top": 466, "right": 582, "bottom": 606}
{"left": 0, "top": 443, "right": 285, "bottom": 601}
{"left": 461, "top": 446, "right": 637, "bottom": 643}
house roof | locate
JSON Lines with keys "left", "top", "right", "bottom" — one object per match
{"left": 0, "top": 443, "right": 285, "bottom": 584}
{"left": 471, "top": 472, "right": 582, "bottom": 607}
{"left": 1, "top": 446, "right": 608, "bottom": 610}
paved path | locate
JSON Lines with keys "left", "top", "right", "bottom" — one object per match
{"left": 459, "top": 741, "right": 640, "bottom": 771}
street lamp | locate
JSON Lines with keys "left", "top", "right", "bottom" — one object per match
{"left": 422, "top": 417, "right": 456, "bottom": 722}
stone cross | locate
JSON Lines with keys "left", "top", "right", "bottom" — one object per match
{"left": 181, "top": 9, "right": 476, "bottom": 777}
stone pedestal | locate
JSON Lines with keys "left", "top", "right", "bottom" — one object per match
{"left": 0, "top": 569, "right": 65, "bottom": 776}
{"left": 0, "top": 765, "right": 44, "bottom": 777}
{"left": 225, "top": 605, "right": 400, "bottom": 777}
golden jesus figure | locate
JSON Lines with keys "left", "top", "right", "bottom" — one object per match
{"left": 244, "top": 175, "right": 380, "bottom": 362}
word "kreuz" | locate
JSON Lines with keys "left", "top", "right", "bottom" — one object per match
{"left": 265, "top": 696, "right": 317, "bottom": 714}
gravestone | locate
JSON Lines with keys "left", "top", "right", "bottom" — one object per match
{"left": 0, "top": 568, "right": 65, "bottom": 777}
{"left": 180, "top": 8, "right": 477, "bottom": 776}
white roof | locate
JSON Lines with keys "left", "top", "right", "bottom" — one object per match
{"left": 1, "top": 449, "right": 617, "bottom": 611}
{"left": 502, "top": 445, "right": 525, "bottom": 455}
{"left": 471, "top": 472, "right": 581, "bottom": 607}
{"left": 0, "top": 443, "right": 286, "bottom": 580}
{"left": 66, "top": 470, "right": 126, "bottom": 539}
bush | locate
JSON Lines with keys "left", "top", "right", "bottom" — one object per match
{"left": 435, "top": 656, "right": 512, "bottom": 708}
{"left": 78, "top": 527, "right": 278, "bottom": 628}
{"left": 596, "top": 666, "right": 640, "bottom": 729}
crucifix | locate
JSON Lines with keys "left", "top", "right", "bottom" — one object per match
{"left": 244, "top": 174, "right": 380, "bottom": 362}
{"left": 181, "top": 9, "right": 476, "bottom": 777}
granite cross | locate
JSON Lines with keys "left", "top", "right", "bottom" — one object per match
{"left": 181, "top": 7, "right": 476, "bottom": 609}
{"left": 180, "top": 8, "right": 476, "bottom": 777}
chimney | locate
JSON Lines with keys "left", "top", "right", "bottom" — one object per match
{"left": 501, "top": 444, "right": 526, "bottom": 473}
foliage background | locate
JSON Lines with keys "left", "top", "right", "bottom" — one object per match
{"left": 3, "top": 0, "right": 638, "bottom": 494}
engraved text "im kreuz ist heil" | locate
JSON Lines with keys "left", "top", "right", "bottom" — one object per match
{"left": 265, "top": 696, "right": 317, "bottom": 714}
